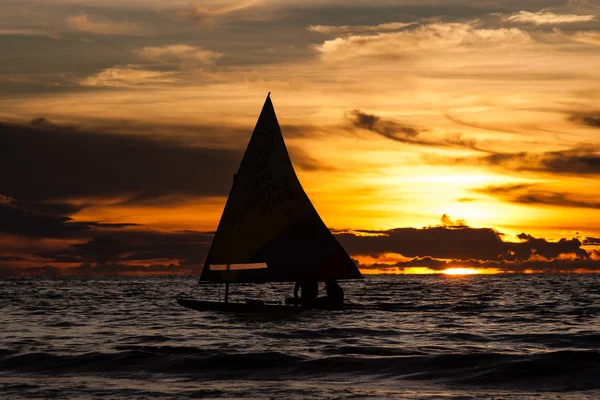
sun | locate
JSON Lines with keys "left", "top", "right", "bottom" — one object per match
{"left": 442, "top": 268, "right": 480, "bottom": 275}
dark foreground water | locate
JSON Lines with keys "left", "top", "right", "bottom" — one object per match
{"left": 1, "top": 275, "right": 600, "bottom": 399}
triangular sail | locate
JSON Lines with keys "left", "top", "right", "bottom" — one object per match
{"left": 200, "top": 94, "right": 362, "bottom": 283}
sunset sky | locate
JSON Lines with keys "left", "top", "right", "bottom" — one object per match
{"left": 1, "top": 0, "right": 600, "bottom": 275}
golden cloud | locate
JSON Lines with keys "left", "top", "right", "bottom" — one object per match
{"left": 308, "top": 22, "right": 416, "bottom": 34}
{"left": 67, "top": 14, "right": 146, "bottom": 36}
{"left": 506, "top": 10, "right": 595, "bottom": 25}
{"left": 135, "top": 44, "right": 223, "bottom": 65}
{"left": 79, "top": 66, "right": 179, "bottom": 87}
{"left": 315, "top": 23, "right": 532, "bottom": 61}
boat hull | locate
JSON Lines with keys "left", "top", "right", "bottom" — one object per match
{"left": 176, "top": 298, "right": 306, "bottom": 314}
{"left": 176, "top": 298, "right": 396, "bottom": 313}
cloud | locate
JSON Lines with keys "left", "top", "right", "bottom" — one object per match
{"left": 583, "top": 237, "right": 600, "bottom": 246}
{"left": 506, "top": 11, "right": 595, "bottom": 25}
{"left": 30, "top": 117, "right": 77, "bottom": 130}
{"left": 393, "top": 256, "right": 448, "bottom": 270}
{"left": 445, "top": 114, "right": 525, "bottom": 135}
{"left": 0, "top": 29, "right": 59, "bottom": 39}
{"left": 71, "top": 235, "right": 125, "bottom": 264}
{"left": 316, "top": 23, "right": 531, "bottom": 61}
{"left": 443, "top": 146, "right": 600, "bottom": 176}
{"left": 36, "top": 230, "right": 211, "bottom": 269}
{"left": 475, "top": 184, "right": 600, "bottom": 210}
{"left": 308, "top": 22, "right": 416, "bottom": 34}
{"left": 0, "top": 265, "right": 62, "bottom": 277}
{"left": 79, "top": 65, "right": 179, "bottom": 87}
{"left": 0, "top": 120, "right": 243, "bottom": 205}
{"left": 364, "top": 256, "right": 600, "bottom": 273}
{"left": 496, "top": 148, "right": 600, "bottom": 175}
{"left": 135, "top": 45, "right": 223, "bottom": 65}
{"left": 0, "top": 119, "right": 325, "bottom": 209}
{"left": 569, "top": 111, "right": 600, "bottom": 128}
{"left": 441, "top": 213, "right": 466, "bottom": 227}
{"left": 335, "top": 222, "right": 588, "bottom": 261}
{"left": 350, "top": 109, "right": 420, "bottom": 139}
{"left": 349, "top": 110, "right": 483, "bottom": 151}
{"left": 74, "top": 263, "right": 193, "bottom": 275}
{"left": 571, "top": 31, "right": 600, "bottom": 45}
{"left": 67, "top": 14, "right": 145, "bottom": 36}
{"left": 0, "top": 263, "right": 194, "bottom": 277}
{"left": 184, "top": 0, "right": 261, "bottom": 19}
{"left": 0, "top": 200, "right": 136, "bottom": 238}
{"left": 0, "top": 256, "right": 29, "bottom": 262}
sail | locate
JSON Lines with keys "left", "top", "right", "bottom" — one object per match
{"left": 200, "top": 94, "right": 362, "bottom": 283}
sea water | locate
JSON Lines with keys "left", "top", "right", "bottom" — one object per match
{"left": 1, "top": 274, "right": 599, "bottom": 399}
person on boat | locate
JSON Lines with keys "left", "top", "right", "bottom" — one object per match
{"left": 315, "top": 280, "right": 344, "bottom": 309}
{"left": 286, "top": 280, "right": 318, "bottom": 306}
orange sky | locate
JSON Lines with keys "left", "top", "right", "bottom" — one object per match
{"left": 1, "top": 0, "right": 600, "bottom": 275}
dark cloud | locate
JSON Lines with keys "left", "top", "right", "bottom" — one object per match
{"left": 394, "top": 256, "right": 448, "bottom": 270}
{"left": 0, "top": 120, "right": 244, "bottom": 205}
{"left": 350, "top": 109, "right": 420, "bottom": 139}
{"left": 0, "top": 263, "right": 193, "bottom": 277}
{"left": 355, "top": 256, "right": 600, "bottom": 273}
{"left": 0, "top": 265, "right": 62, "bottom": 278}
{"left": 0, "top": 201, "right": 137, "bottom": 238}
{"left": 569, "top": 111, "right": 600, "bottom": 128}
{"left": 337, "top": 226, "right": 506, "bottom": 261}
{"left": 23, "top": 201, "right": 87, "bottom": 216}
{"left": 443, "top": 132, "right": 481, "bottom": 150}
{"left": 3, "top": 217, "right": 597, "bottom": 275}
{"left": 386, "top": 257, "right": 600, "bottom": 273}
{"left": 71, "top": 235, "right": 125, "bottom": 264}
{"left": 515, "top": 233, "right": 588, "bottom": 259}
{"left": 0, "top": 190, "right": 209, "bottom": 271}
{"left": 30, "top": 117, "right": 76, "bottom": 130}
{"left": 0, "top": 256, "right": 29, "bottom": 262}
{"left": 532, "top": 148, "right": 600, "bottom": 175}
{"left": 335, "top": 221, "right": 589, "bottom": 261}
{"left": 584, "top": 237, "right": 600, "bottom": 246}
{"left": 349, "top": 110, "right": 483, "bottom": 151}
{"left": 450, "top": 147, "right": 600, "bottom": 176}
{"left": 446, "top": 113, "right": 524, "bottom": 135}
{"left": 36, "top": 230, "right": 211, "bottom": 268}
{"left": 71, "top": 263, "right": 193, "bottom": 275}
{"left": 0, "top": 119, "right": 331, "bottom": 208}
{"left": 475, "top": 183, "right": 533, "bottom": 194}
{"left": 475, "top": 184, "right": 600, "bottom": 210}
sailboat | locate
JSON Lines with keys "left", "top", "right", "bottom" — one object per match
{"left": 177, "top": 93, "right": 363, "bottom": 313}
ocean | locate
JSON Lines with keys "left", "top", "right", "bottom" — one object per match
{"left": 1, "top": 274, "right": 599, "bottom": 399}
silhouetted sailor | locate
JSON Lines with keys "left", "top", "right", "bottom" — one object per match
{"left": 286, "top": 280, "right": 319, "bottom": 306}
{"left": 313, "top": 280, "right": 344, "bottom": 309}
{"left": 324, "top": 280, "right": 344, "bottom": 307}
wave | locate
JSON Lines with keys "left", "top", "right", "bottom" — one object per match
{"left": 491, "top": 332, "right": 600, "bottom": 349}
{"left": 2, "top": 346, "right": 599, "bottom": 391}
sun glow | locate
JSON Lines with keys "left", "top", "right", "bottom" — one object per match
{"left": 442, "top": 268, "right": 481, "bottom": 275}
